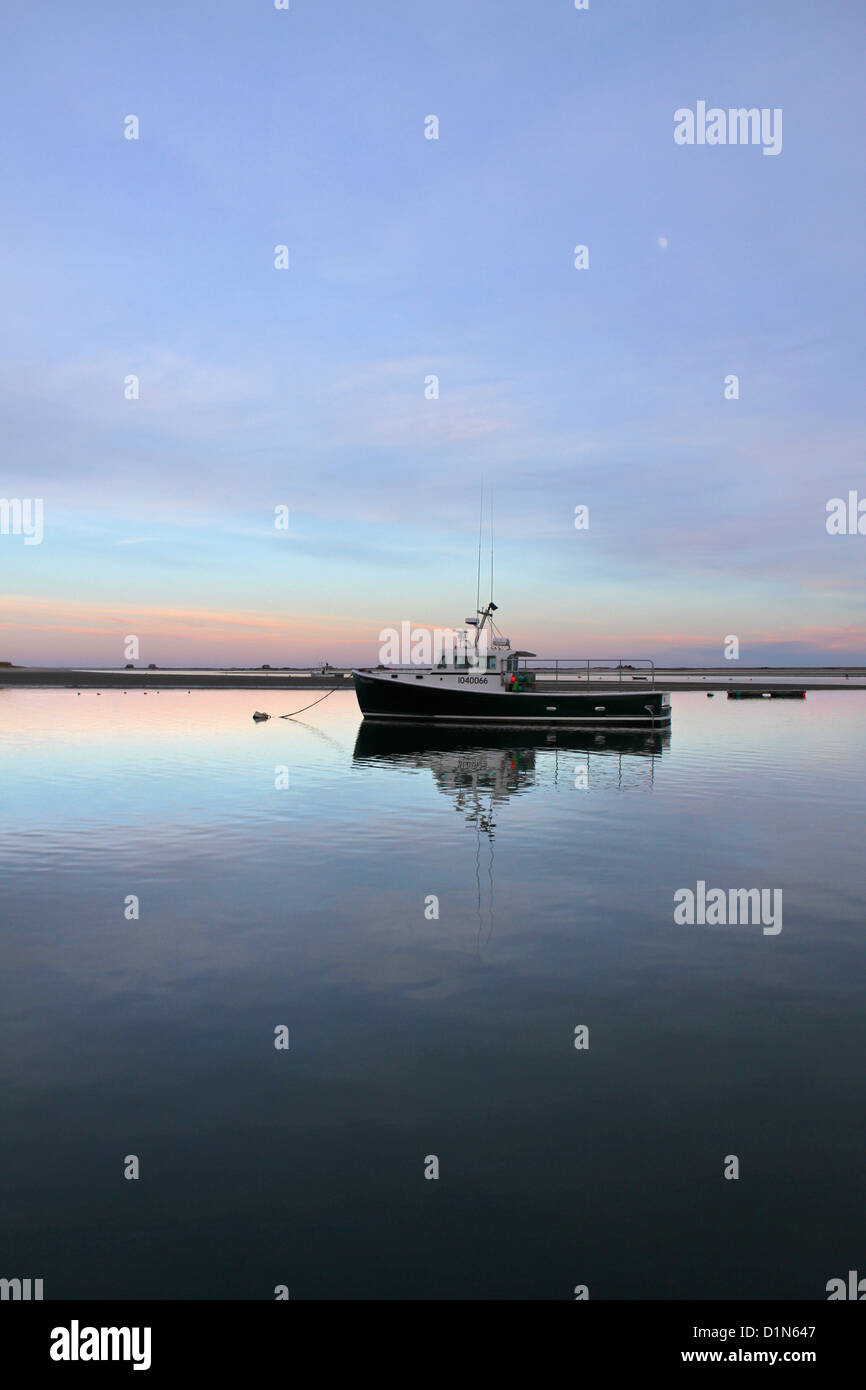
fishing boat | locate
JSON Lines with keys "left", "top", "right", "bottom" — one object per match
{"left": 352, "top": 601, "right": 672, "bottom": 729}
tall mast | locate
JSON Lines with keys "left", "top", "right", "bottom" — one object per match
{"left": 474, "top": 481, "right": 484, "bottom": 648}
{"left": 489, "top": 492, "right": 494, "bottom": 606}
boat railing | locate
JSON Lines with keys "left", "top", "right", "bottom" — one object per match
{"left": 516, "top": 658, "right": 657, "bottom": 687}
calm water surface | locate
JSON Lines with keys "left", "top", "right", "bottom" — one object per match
{"left": 1, "top": 688, "right": 864, "bottom": 1299}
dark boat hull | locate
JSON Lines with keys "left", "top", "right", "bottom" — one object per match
{"left": 353, "top": 672, "right": 670, "bottom": 727}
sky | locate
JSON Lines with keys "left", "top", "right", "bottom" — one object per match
{"left": 1, "top": 0, "right": 864, "bottom": 667}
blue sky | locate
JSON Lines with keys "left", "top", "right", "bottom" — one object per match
{"left": 1, "top": 0, "right": 864, "bottom": 665}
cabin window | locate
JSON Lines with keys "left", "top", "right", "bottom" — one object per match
{"left": 487, "top": 656, "right": 497, "bottom": 670}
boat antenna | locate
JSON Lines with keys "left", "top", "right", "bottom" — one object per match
{"left": 475, "top": 481, "right": 484, "bottom": 635}
{"left": 489, "top": 492, "right": 494, "bottom": 606}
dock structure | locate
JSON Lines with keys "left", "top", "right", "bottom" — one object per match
{"left": 508, "top": 657, "right": 866, "bottom": 693}
{"left": 655, "top": 671, "right": 866, "bottom": 692}
{"left": 531, "top": 666, "right": 866, "bottom": 693}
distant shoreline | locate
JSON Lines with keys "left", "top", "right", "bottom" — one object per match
{"left": 3, "top": 666, "right": 866, "bottom": 693}
{"left": 0, "top": 668, "right": 351, "bottom": 690}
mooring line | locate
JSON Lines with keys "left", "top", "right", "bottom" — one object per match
{"left": 252, "top": 688, "right": 340, "bottom": 722}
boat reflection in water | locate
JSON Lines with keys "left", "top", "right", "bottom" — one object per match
{"left": 353, "top": 723, "right": 669, "bottom": 812}
{"left": 352, "top": 723, "right": 670, "bottom": 943}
